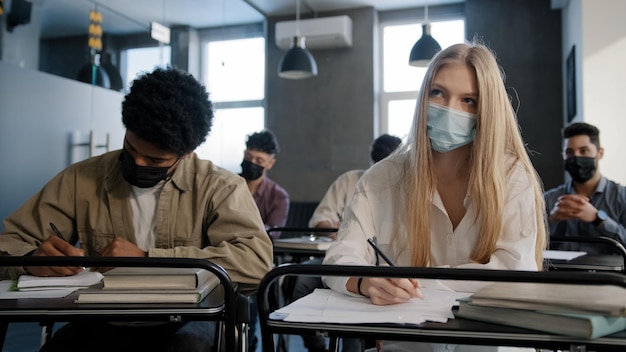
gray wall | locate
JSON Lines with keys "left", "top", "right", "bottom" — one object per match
{"left": 465, "top": 0, "right": 564, "bottom": 190}
{"left": 266, "top": 7, "right": 378, "bottom": 202}
{"left": 0, "top": 62, "right": 125, "bottom": 223}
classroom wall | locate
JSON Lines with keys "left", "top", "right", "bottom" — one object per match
{"left": 265, "top": 7, "right": 378, "bottom": 202}
{"left": 465, "top": 0, "right": 564, "bottom": 190}
{"left": 578, "top": 0, "right": 626, "bottom": 185}
{"left": 0, "top": 62, "right": 125, "bottom": 223}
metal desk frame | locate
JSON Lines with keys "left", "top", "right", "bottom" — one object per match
{"left": 258, "top": 264, "right": 626, "bottom": 352}
{"left": 0, "top": 256, "right": 247, "bottom": 352}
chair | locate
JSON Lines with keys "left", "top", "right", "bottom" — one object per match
{"left": 0, "top": 256, "right": 246, "bottom": 352}
{"left": 284, "top": 201, "right": 320, "bottom": 228}
{"left": 257, "top": 263, "right": 626, "bottom": 352}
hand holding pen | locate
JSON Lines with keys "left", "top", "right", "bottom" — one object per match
{"left": 356, "top": 237, "right": 422, "bottom": 305}
{"left": 24, "top": 223, "right": 86, "bottom": 277}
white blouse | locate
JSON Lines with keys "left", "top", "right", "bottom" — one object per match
{"left": 323, "top": 153, "right": 539, "bottom": 295}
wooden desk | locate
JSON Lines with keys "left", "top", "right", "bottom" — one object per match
{"left": 258, "top": 264, "right": 626, "bottom": 352}
{"left": 0, "top": 256, "right": 242, "bottom": 352}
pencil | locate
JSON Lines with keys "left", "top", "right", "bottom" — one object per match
{"left": 366, "top": 238, "right": 395, "bottom": 267}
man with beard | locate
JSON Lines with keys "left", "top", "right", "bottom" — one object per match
{"left": 545, "top": 122, "right": 626, "bottom": 254}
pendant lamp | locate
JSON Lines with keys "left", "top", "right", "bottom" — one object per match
{"left": 278, "top": 0, "right": 318, "bottom": 79}
{"left": 408, "top": 5, "right": 442, "bottom": 67}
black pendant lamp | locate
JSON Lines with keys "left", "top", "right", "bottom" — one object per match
{"left": 408, "top": 5, "right": 442, "bottom": 67}
{"left": 278, "top": 0, "right": 318, "bottom": 79}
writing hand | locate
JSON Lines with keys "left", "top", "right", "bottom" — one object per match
{"left": 94, "top": 237, "right": 147, "bottom": 273}
{"left": 359, "top": 277, "right": 422, "bottom": 305}
{"left": 26, "top": 235, "right": 85, "bottom": 277}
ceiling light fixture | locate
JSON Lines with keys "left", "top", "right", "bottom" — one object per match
{"left": 277, "top": 0, "right": 318, "bottom": 79}
{"left": 408, "top": 4, "right": 442, "bottom": 67}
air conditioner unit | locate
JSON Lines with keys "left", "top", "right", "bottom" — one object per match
{"left": 275, "top": 15, "right": 352, "bottom": 50}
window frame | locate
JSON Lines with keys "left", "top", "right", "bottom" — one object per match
{"left": 378, "top": 7, "right": 465, "bottom": 137}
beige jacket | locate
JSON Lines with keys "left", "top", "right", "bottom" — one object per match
{"left": 0, "top": 150, "right": 273, "bottom": 294}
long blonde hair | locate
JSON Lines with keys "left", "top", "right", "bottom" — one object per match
{"left": 396, "top": 42, "right": 546, "bottom": 269}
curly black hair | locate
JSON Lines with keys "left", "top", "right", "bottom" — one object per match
{"left": 245, "top": 130, "right": 279, "bottom": 155}
{"left": 371, "top": 134, "right": 402, "bottom": 163}
{"left": 121, "top": 67, "right": 213, "bottom": 156}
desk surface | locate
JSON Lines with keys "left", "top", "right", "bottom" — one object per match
{"left": 266, "top": 311, "right": 626, "bottom": 351}
{"left": 547, "top": 254, "right": 624, "bottom": 272}
{"left": 0, "top": 284, "right": 225, "bottom": 322}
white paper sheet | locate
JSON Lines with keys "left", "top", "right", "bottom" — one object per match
{"left": 0, "top": 280, "right": 77, "bottom": 299}
{"left": 276, "top": 279, "right": 472, "bottom": 325}
{"left": 543, "top": 250, "right": 587, "bottom": 261}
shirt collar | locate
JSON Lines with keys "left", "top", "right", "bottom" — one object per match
{"left": 565, "top": 176, "right": 607, "bottom": 195}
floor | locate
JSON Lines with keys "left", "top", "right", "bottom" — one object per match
{"left": 2, "top": 321, "right": 310, "bottom": 352}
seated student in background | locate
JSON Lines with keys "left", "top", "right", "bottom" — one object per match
{"left": 240, "top": 130, "right": 289, "bottom": 352}
{"left": 240, "top": 130, "right": 290, "bottom": 236}
{"left": 544, "top": 122, "right": 626, "bottom": 254}
{"left": 308, "top": 134, "right": 402, "bottom": 230}
{"left": 0, "top": 67, "right": 273, "bottom": 352}
{"left": 323, "top": 42, "right": 546, "bottom": 352}
{"left": 294, "top": 133, "right": 402, "bottom": 352}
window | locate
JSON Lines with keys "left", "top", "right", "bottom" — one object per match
{"left": 380, "top": 19, "right": 465, "bottom": 140}
{"left": 195, "top": 36, "right": 266, "bottom": 173}
{"left": 121, "top": 45, "right": 171, "bottom": 92}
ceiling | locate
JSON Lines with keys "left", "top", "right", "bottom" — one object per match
{"left": 30, "top": 0, "right": 463, "bottom": 38}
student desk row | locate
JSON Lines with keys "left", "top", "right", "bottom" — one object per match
{"left": 257, "top": 264, "right": 626, "bottom": 352}
{"left": 0, "top": 256, "right": 248, "bottom": 352}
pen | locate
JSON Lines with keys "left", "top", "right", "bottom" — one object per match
{"left": 367, "top": 237, "right": 395, "bottom": 267}
{"left": 49, "top": 222, "right": 86, "bottom": 270}
{"left": 49, "top": 222, "right": 64, "bottom": 240}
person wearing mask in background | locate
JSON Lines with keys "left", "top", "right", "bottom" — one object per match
{"left": 0, "top": 67, "right": 273, "bottom": 352}
{"left": 544, "top": 122, "right": 626, "bottom": 254}
{"left": 309, "top": 134, "right": 402, "bottom": 230}
{"left": 323, "top": 42, "right": 546, "bottom": 351}
{"left": 240, "top": 130, "right": 290, "bottom": 236}
{"left": 240, "top": 130, "right": 289, "bottom": 351}
{"left": 294, "top": 133, "right": 402, "bottom": 352}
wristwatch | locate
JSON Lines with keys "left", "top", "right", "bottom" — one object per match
{"left": 592, "top": 210, "right": 608, "bottom": 226}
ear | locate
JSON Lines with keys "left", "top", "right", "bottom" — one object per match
{"left": 597, "top": 147, "right": 604, "bottom": 160}
{"left": 265, "top": 156, "right": 276, "bottom": 170}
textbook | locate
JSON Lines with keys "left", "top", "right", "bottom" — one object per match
{"left": 102, "top": 267, "right": 215, "bottom": 290}
{"left": 272, "top": 236, "right": 333, "bottom": 251}
{"left": 469, "top": 282, "right": 626, "bottom": 316}
{"left": 77, "top": 276, "right": 220, "bottom": 304}
{"left": 454, "top": 301, "right": 626, "bottom": 339}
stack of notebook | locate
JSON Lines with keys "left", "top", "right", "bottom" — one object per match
{"left": 76, "top": 267, "right": 219, "bottom": 304}
{"left": 454, "top": 282, "right": 626, "bottom": 339}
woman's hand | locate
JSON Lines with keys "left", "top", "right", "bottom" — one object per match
{"left": 359, "top": 277, "right": 422, "bottom": 305}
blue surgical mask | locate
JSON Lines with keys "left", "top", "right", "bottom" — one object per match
{"left": 427, "top": 102, "right": 477, "bottom": 152}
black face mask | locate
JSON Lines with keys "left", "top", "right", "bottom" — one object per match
{"left": 119, "top": 149, "right": 173, "bottom": 188}
{"left": 240, "top": 159, "right": 264, "bottom": 181}
{"left": 564, "top": 156, "right": 597, "bottom": 184}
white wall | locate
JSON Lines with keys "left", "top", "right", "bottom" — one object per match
{"left": 561, "top": 0, "right": 626, "bottom": 185}
{"left": 0, "top": 62, "right": 125, "bottom": 223}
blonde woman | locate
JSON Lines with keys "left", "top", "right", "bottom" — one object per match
{"left": 323, "top": 42, "right": 546, "bottom": 351}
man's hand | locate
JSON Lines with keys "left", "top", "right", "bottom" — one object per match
{"left": 359, "top": 277, "right": 422, "bottom": 305}
{"left": 549, "top": 194, "right": 598, "bottom": 223}
{"left": 25, "top": 235, "right": 85, "bottom": 277}
{"left": 94, "top": 237, "right": 147, "bottom": 273}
